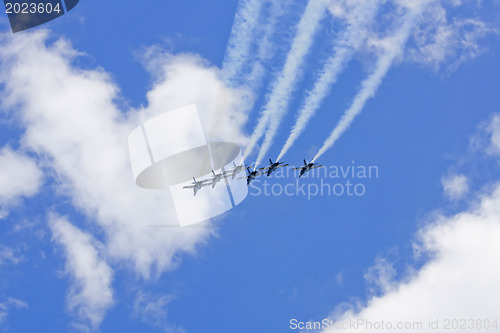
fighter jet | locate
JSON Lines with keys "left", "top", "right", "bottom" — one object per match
{"left": 183, "top": 177, "right": 211, "bottom": 196}
{"left": 261, "top": 158, "right": 288, "bottom": 177}
{"left": 292, "top": 159, "right": 324, "bottom": 177}
{"left": 239, "top": 167, "right": 265, "bottom": 185}
{"left": 206, "top": 170, "right": 230, "bottom": 188}
{"left": 226, "top": 162, "right": 250, "bottom": 180}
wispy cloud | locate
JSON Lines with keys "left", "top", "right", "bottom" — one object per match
{"left": 475, "top": 113, "right": 500, "bottom": 157}
{"left": 132, "top": 292, "right": 185, "bottom": 332}
{"left": 313, "top": 0, "right": 433, "bottom": 162}
{"left": 441, "top": 173, "right": 469, "bottom": 200}
{"left": 0, "top": 298, "right": 28, "bottom": 324}
{"left": 363, "top": 257, "right": 397, "bottom": 296}
{"left": 407, "top": 1, "right": 498, "bottom": 72}
{"left": 243, "top": 0, "right": 330, "bottom": 165}
{"left": 50, "top": 215, "right": 114, "bottom": 330}
{"left": 0, "top": 145, "right": 43, "bottom": 218}
{"left": 277, "top": 0, "right": 382, "bottom": 161}
{"left": 0, "top": 244, "right": 23, "bottom": 266}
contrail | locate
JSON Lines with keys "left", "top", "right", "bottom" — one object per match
{"left": 243, "top": 0, "right": 330, "bottom": 166}
{"left": 277, "top": 1, "right": 382, "bottom": 162}
{"left": 312, "top": 0, "right": 433, "bottom": 163}
{"left": 244, "top": 1, "right": 284, "bottom": 92}
{"left": 210, "top": 0, "right": 268, "bottom": 144}
{"left": 222, "top": 0, "right": 266, "bottom": 85}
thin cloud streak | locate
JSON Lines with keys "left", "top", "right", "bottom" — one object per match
{"left": 312, "top": 0, "right": 433, "bottom": 162}
{"left": 277, "top": 1, "right": 382, "bottom": 161}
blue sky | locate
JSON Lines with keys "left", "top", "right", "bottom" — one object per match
{"left": 1, "top": 0, "right": 500, "bottom": 332}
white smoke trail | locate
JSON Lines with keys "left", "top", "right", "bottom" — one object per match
{"left": 277, "top": 0, "right": 382, "bottom": 162}
{"left": 222, "top": 0, "right": 265, "bottom": 85}
{"left": 243, "top": 0, "right": 330, "bottom": 165}
{"left": 210, "top": 0, "right": 268, "bottom": 144}
{"left": 244, "top": 1, "right": 284, "bottom": 92}
{"left": 312, "top": 0, "right": 433, "bottom": 163}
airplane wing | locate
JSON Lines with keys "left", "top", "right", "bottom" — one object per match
{"left": 311, "top": 165, "right": 324, "bottom": 169}
{"left": 291, "top": 167, "right": 302, "bottom": 170}
{"left": 183, "top": 185, "right": 195, "bottom": 189}
{"left": 276, "top": 164, "right": 289, "bottom": 168}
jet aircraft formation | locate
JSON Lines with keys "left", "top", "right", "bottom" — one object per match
{"left": 183, "top": 159, "right": 323, "bottom": 196}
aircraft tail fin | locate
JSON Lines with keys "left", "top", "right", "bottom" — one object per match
{"left": 269, "top": 158, "right": 272, "bottom": 164}
{"left": 304, "top": 159, "right": 307, "bottom": 165}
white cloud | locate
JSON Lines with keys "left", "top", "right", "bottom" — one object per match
{"left": 0, "top": 30, "right": 250, "bottom": 327}
{"left": 0, "top": 30, "right": 219, "bottom": 275}
{"left": 441, "top": 173, "right": 469, "bottom": 200}
{"left": 363, "top": 257, "right": 397, "bottom": 295}
{"left": 139, "top": 48, "right": 250, "bottom": 145}
{"left": 485, "top": 114, "right": 500, "bottom": 156}
{"left": 335, "top": 272, "right": 344, "bottom": 287}
{"left": 408, "top": 1, "right": 498, "bottom": 72}
{"left": 0, "top": 244, "right": 23, "bottom": 266}
{"left": 132, "top": 291, "right": 185, "bottom": 332}
{"left": 321, "top": 115, "right": 500, "bottom": 332}
{"left": 0, "top": 298, "right": 27, "bottom": 324}
{"left": 322, "top": 182, "right": 500, "bottom": 332}
{"left": 50, "top": 215, "right": 113, "bottom": 330}
{"left": 468, "top": 113, "right": 500, "bottom": 158}
{"left": 0, "top": 145, "right": 43, "bottom": 218}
